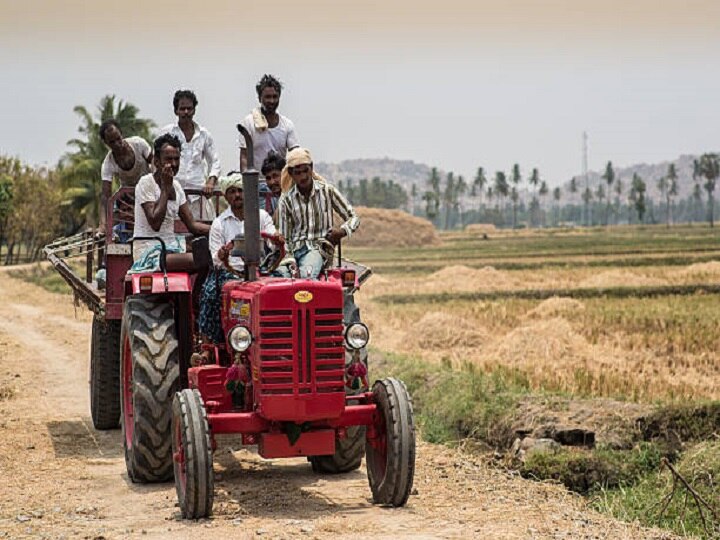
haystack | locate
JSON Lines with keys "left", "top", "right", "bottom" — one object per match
{"left": 578, "top": 270, "right": 667, "bottom": 289}
{"left": 344, "top": 207, "right": 440, "bottom": 248}
{"left": 423, "top": 265, "right": 518, "bottom": 292}
{"left": 525, "top": 297, "right": 585, "bottom": 320}
{"left": 410, "top": 311, "right": 490, "bottom": 349}
{"left": 465, "top": 223, "right": 497, "bottom": 235}
{"left": 673, "top": 261, "right": 720, "bottom": 280}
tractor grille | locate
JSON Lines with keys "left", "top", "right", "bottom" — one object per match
{"left": 258, "top": 307, "right": 345, "bottom": 395}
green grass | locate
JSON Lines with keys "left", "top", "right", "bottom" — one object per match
{"left": 347, "top": 225, "right": 720, "bottom": 271}
{"left": 373, "top": 350, "right": 531, "bottom": 447}
{"left": 592, "top": 441, "right": 720, "bottom": 538}
{"left": 9, "top": 263, "right": 75, "bottom": 294}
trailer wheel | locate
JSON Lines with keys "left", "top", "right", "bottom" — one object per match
{"left": 90, "top": 315, "right": 121, "bottom": 429}
{"left": 366, "top": 378, "right": 416, "bottom": 507}
{"left": 172, "top": 389, "right": 214, "bottom": 519}
{"left": 309, "top": 425, "right": 365, "bottom": 474}
{"left": 120, "top": 296, "right": 179, "bottom": 483}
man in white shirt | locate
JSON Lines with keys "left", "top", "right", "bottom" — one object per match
{"left": 132, "top": 133, "right": 210, "bottom": 268}
{"left": 239, "top": 74, "right": 299, "bottom": 171}
{"left": 198, "top": 172, "right": 280, "bottom": 344}
{"left": 98, "top": 119, "right": 153, "bottom": 234}
{"left": 209, "top": 173, "right": 278, "bottom": 273}
{"left": 160, "top": 90, "right": 221, "bottom": 221}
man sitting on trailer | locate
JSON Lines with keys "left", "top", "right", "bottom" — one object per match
{"left": 277, "top": 147, "right": 359, "bottom": 279}
{"left": 98, "top": 119, "right": 153, "bottom": 239}
{"left": 130, "top": 133, "right": 210, "bottom": 272}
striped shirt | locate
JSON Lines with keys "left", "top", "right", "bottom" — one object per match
{"left": 278, "top": 180, "right": 360, "bottom": 253}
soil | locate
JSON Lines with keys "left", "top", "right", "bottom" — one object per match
{"left": 0, "top": 272, "right": 678, "bottom": 539}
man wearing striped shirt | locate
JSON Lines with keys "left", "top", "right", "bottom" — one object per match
{"left": 277, "top": 147, "right": 359, "bottom": 279}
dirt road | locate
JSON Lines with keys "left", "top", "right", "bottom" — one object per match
{"left": 0, "top": 272, "right": 676, "bottom": 539}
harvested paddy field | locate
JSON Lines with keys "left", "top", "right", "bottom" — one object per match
{"left": 348, "top": 224, "right": 720, "bottom": 537}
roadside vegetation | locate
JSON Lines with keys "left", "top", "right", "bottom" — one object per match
{"left": 349, "top": 226, "right": 720, "bottom": 538}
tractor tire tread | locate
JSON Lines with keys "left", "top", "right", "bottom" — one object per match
{"left": 90, "top": 316, "right": 121, "bottom": 430}
{"left": 121, "top": 297, "right": 179, "bottom": 483}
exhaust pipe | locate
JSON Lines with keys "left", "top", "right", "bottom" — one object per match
{"left": 236, "top": 124, "right": 260, "bottom": 282}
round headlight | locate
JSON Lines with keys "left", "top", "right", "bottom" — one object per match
{"left": 228, "top": 325, "right": 252, "bottom": 352}
{"left": 345, "top": 323, "right": 369, "bottom": 350}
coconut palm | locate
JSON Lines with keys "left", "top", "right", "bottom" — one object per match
{"left": 601, "top": 161, "right": 615, "bottom": 225}
{"left": 60, "top": 95, "right": 155, "bottom": 230}
{"left": 473, "top": 167, "right": 487, "bottom": 215}
{"left": 552, "top": 186, "right": 561, "bottom": 226}
{"left": 697, "top": 153, "right": 720, "bottom": 227}
{"left": 494, "top": 171, "right": 509, "bottom": 226}
{"left": 666, "top": 164, "right": 678, "bottom": 228}
{"left": 528, "top": 168, "right": 540, "bottom": 226}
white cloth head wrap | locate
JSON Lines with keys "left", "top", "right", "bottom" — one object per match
{"left": 219, "top": 172, "right": 243, "bottom": 193}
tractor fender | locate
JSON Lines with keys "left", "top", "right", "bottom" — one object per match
{"left": 128, "top": 272, "right": 193, "bottom": 295}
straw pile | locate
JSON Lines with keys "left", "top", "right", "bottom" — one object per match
{"left": 672, "top": 261, "right": 720, "bottom": 280}
{"left": 525, "top": 297, "right": 585, "bottom": 320}
{"left": 578, "top": 270, "right": 667, "bottom": 288}
{"left": 411, "top": 311, "right": 490, "bottom": 348}
{"left": 345, "top": 207, "right": 440, "bottom": 248}
{"left": 465, "top": 223, "right": 497, "bottom": 235}
{"left": 422, "top": 265, "right": 518, "bottom": 292}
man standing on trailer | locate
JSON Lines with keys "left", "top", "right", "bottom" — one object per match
{"left": 160, "top": 89, "right": 221, "bottom": 220}
{"left": 277, "top": 147, "right": 359, "bottom": 279}
{"left": 238, "top": 74, "right": 299, "bottom": 171}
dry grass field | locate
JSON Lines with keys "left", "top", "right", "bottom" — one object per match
{"left": 349, "top": 224, "right": 720, "bottom": 403}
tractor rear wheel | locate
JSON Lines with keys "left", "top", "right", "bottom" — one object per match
{"left": 309, "top": 425, "right": 365, "bottom": 474}
{"left": 120, "top": 296, "right": 179, "bottom": 483}
{"left": 366, "top": 378, "right": 416, "bottom": 506}
{"left": 172, "top": 389, "right": 214, "bottom": 519}
{"left": 90, "top": 315, "right": 121, "bottom": 430}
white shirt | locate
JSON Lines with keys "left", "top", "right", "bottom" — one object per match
{"left": 238, "top": 113, "right": 298, "bottom": 169}
{"left": 100, "top": 136, "right": 152, "bottom": 186}
{"left": 133, "top": 173, "right": 187, "bottom": 257}
{"left": 209, "top": 207, "right": 276, "bottom": 271}
{"left": 160, "top": 122, "right": 221, "bottom": 190}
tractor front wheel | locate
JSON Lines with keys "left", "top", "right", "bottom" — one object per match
{"left": 309, "top": 425, "right": 365, "bottom": 474}
{"left": 172, "top": 389, "right": 214, "bottom": 519}
{"left": 90, "top": 315, "right": 121, "bottom": 430}
{"left": 120, "top": 296, "right": 179, "bottom": 483}
{"left": 366, "top": 378, "right": 416, "bottom": 507}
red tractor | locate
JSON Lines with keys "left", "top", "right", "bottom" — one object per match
{"left": 45, "top": 126, "right": 416, "bottom": 518}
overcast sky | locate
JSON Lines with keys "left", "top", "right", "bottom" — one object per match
{"left": 1, "top": 0, "right": 719, "bottom": 187}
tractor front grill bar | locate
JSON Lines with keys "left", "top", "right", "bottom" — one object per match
{"left": 258, "top": 306, "right": 345, "bottom": 396}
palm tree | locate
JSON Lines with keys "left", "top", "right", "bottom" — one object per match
{"left": 538, "top": 180, "right": 549, "bottom": 227}
{"left": 59, "top": 95, "right": 155, "bottom": 230}
{"left": 528, "top": 168, "right": 540, "bottom": 226}
{"left": 442, "top": 172, "right": 455, "bottom": 229}
{"left": 601, "top": 161, "right": 615, "bottom": 225}
{"left": 473, "top": 167, "right": 487, "bottom": 216}
{"left": 629, "top": 173, "right": 647, "bottom": 223}
{"left": 697, "top": 153, "right": 720, "bottom": 227}
{"left": 424, "top": 167, "right": 442, "bottom": 224}
{"left": 552, "top": 186, "right": 561, "bottom": 226}
{"left": 455, "top": 175, "right": 467, "bottom": 227}
{"left": 494, "top": 171, "right": 509, "bottom": 226}
{"left": 613, "top": 177, "right": 624, "bottom": 223}
{"left": 582, "top": 187, "right": 593, "bottom": 225}
{"left": 666, "top": 163, "right": 678, "bottom": 227}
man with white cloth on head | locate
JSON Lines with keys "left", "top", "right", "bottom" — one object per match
{"left": 209, "top": 172, "right": 278, "bottom": 274}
